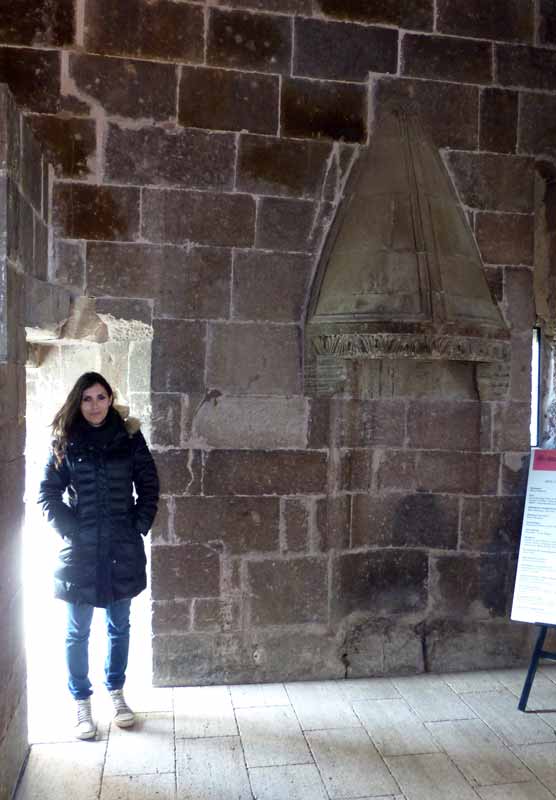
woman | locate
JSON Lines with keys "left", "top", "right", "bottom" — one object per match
{"left": 38, "top": 372, "right": 159, "bottom": 740}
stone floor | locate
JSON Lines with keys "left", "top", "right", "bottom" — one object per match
{"left": 14, "top": 663, "right": 556, "bottom": 800}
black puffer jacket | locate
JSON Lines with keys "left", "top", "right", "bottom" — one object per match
{"left": 38, "top": 407, "right": 159, "bottom": 608}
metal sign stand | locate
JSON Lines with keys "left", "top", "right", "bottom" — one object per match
{"left": 518, "top": 624, "right": 556, "bottom": 711}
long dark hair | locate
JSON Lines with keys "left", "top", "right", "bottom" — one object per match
{"left": 51, "top": 372, "right": 114, "bottom": 466}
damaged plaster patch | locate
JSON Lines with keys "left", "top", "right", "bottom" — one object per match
{"left": 97, "top": 313, "right": 153, "bottom": 341}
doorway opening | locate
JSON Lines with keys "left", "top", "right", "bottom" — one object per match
{"left": 23, "top": 320, "right": 153, "bottom": 742}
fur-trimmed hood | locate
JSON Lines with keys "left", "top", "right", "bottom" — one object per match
{"left": 113, "top": 403, "right": 142, "bottom": 436}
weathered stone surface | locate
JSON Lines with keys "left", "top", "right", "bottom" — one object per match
{"left": 351, "top": 493, "right": 459, "bottom": 549}
{"left": 341, "top": 617, "right": 425, "bottom": 677}
{"left": 20, "top": 123, "right": 42, "bottom": 211}
{"left": 493, "top": 401, "right": 532, "bottom": 452}
{"left": 475, "top": 212, "right": 533, "bottom": 265}
{"left": 503, "top": 267, "right": 535, "bottom": 331}
{"left": 479, "top": 89, "right": 518, "bottom": 154}
{"left": 416, "top": 452, "right": 499, "bottom": 495}
{"left": 87, "top": 242, "right": 232, "bottom": 320}
{"left": 430, "top": 553, "right": 511, "bottom": 618}
{"left": 540, "top": 0, "right": 556, "bottom": 46}
{"left": 179, "top": 66, "right": 278, "bottom": 135}
{"left": 256, "top": 197, "right": 318, "bottom": 251}
{"left": 461, "top": 495, "right": 524, "bottom": 553}
{"left": 151, "top": 544, "right": 220, "bottom": 600}
{"left": 340, "top": 449, "right": 373, "bottom": 492}
{"left": 232, "top": 250, "right": 312, "bottom": 322}
{"left": 519, "top": 92, "right": 556, "bottom": 158}
{"left": 193, "top": 598, "right": 241, "bottom": 632}
{"left": 95, "top": 297, "right": 152, "bottom": 326}
{"left": 174, "top": 496, "right": 279, "bottom": 553}
{"left": 27, "top": 114, "right": 96, "bottom": 179}
{"left": 509, "top": 333, "right": 532, "bottom": 402}
{"left": 208, "top": 8, "right": 291, "bottom": 74}
{"left": 375, "top": 450, "right": 417, "bottom": 492}
{"left": 483, "top": 266, "right": 504, "bottom": 305}
{"left": 204, "top": 450, "right": 328, "bottom": 495}
{"left": 497, "top": 44, "right": 556, "bottom": 91}
{"left": 84, "top": 0, "right": 204, "bottom": 62}
{"left": 402, "top": 34, "right": 492, "bottom": 84}
{"left": 316, "top": 0, "right": 433, "bottom": 29}
{"left": 207, "top": 323, "right": 300, "bottom": 394}
{"left": 151, "top": 497, "right": 171, "bottom": 543}
{"left": 152, "top": 319, "right": 206, "bottom": 393}
{"left": 106, "top": 125, "right": 235, "bottom": 189}
{"left": 153, "top": 449, "right": 202, "bottom": 496}
{"left": 151, "top": 393, "right": 182, "bottom": 448}
{"left": 407, "top": 401, "right": 481, "bottom": 451}
{"left": 294, "top": 19, "right": 397, "bottom": 81}
{"left": 152, "top": 600, "right": 192, "bottom": 634}
{"left": 501, "top": 452, "right": 529, "bottom": 496}
{"left": 69, "top": 54, "right": 177, "bottom": 120}
{"left": 281, "top": 78, "right": 367, "bottom": 143}
{"left": 315, "top": 495, "right": 351, "bottom": 550}
{"left": 52, "top": 183, "right": 140, "bottom": 241}
{"left": 332, "top": 550, "right": 428, "bottom": 620}
{"left": 375, "top": 78, "right": 478, "bottom": 150}
{"left": 1, "top": 0, "right": 74, "bottom": 46}
{"left": 309, "top": 399, "right": 405, "bottom": 448}
{"left": 191, "top": 396, "right": 308, "bottom": 449}
{"left": 215, "top": 0, "right": 311, "bottom": 10}
{"left": 237, "top": 134, "right": 331, "bottom": 198}
{"left": 248, "top": 557, "right": 328, "bottom": 624}
{"left": 282, "top": 498, "right": 311, "bottom": 552}
{"left": 0, "top": 47, "right": 61, "bottom": 113}
{"left": 437, "top": 0, "right": 533, "bottom": 42}
{"left": 446, "top": 152, "right": 534, "bottom": 213}
{"left": 142, "top": 189, "right": 255, "bottom": 247}
{"left": 426, "top": 619, "right": 530, "bottom": 672}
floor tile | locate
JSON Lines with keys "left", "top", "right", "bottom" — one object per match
{"left": 174, "top": 686, "right": 237, "bottom": 738}
{"left": 391, "top": 675, "right": 477, "bottom": 722}
{"left": 337, "top": 677, "right": 400, "bottom": 701}
{"left": 306, "top": 727, "right": 399, "bottom": 798}
{"left": 354, "top": 698, "right": 440, "bottom": 757}
{"left": 285, "top": 680, "right": 361, "bottom": 730}
{"left": 426, "top": 718, "right": 530, "bottom": 786}
{"left": 462, "top": 691, "right": 554, "bottom": 747}
{"left": 386, "top": 752, "right": 482, "bottom": 800}
{"left": 230, "top": 683, "right": 290, "bottom": 708}
{"left": 493, "top": 670, "right": 556, "bottom": 711}
{"left": 248, "top": 764, "right": 328, "bottom": 800}
{"left": 176, "top": 736, "right": 252, "bottom": 800}
{"left": 441, "top": 671, "right": 505, "bottom": 695}
{"left": 15, "top": 741, "right": 106, "bottom": 800}
{"left": 236, "top": 705, "right": 311, "bottom": 767}
{"left": 513, "top": 743, "right": 556, "bottom": 794}
{"left": 123, "top": 684, "right": 174, "bottom": 714}
{"left": 103, "top": 712, "right": 174, "bottom": 776}
{"left": 476, "top": 782, "right": 556, "bottom": 800}
{"left": 100, "top": 772, "right": 176, "bottom": 800}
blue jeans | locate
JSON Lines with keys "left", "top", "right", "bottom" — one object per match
{"left": 65, "top": 599, "right": 132, "bottom": 700}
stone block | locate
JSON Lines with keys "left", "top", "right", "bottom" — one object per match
{"left": 0, "top": 47, "right": 61, "bottom": 113}
{"left": 151, "top": 497, "right": 171, "bottom": 543}
{"left": 430, "top": 553, "right": 511, "bottom": 619}
{"left": 232, "top": 250, "right": 312, "bottom": 322}
{"left": 294, "top": 19, "right": 397, "bottom": 81}
{"left": 317, "top": 0, "right": 433, "bottom": 29}
{"left": 282, "top": 498, "right": 311, "bottom": 552}
{"left": 95, "top": 297, "right": 152, "bottom": 326}
{"left": 204, "top": 450, "right": 328, "bottom": 495}
{"left": 520, "top": 92, "right": 556, "bottom": 159}
{"left": 332, "top": 549, "right": 428, "bottom": 621}
{"left": 52, "top": 182, "right": 140, "bottom": 241}
{"left": 497, "top": 44, "right": 556, "bottom": 91}
{"left": 351, "top": 493, "right": 459, "bottom": 549}
{"left": 151, "top": 393, "right": 182, "bottom": 448}
{"left": 20, "top": 123, "right": 42, "bottom": 211}
{"left": 23, "top": 275, "right": 71, "bottom": 338}
{"left": 153, "top": 449, "right": 202, "bottom": 496}
{"left": 191, "top": 396, "right": 308, "bottom": 449}
{"left": 28, "top": 114, "right": 96, "bottom": 179}
{"left": 1, "top": 0, "right": 73, "bottom": 46}
{"left": 237, "top": 134, "right": 331, "bottom": 199}
{"left": 501, "top": 452, "right": 529, "bottom": 496}
{"left": 475, "top": 212, "right": 533, "bottom": 265}
{"left": 375, "top": 78, "right": 478, "bottom": 151}
{"left": 341, "top": 617, "right": 425, "bottom": 677}
{"left": 151, "top": 544, "right": 221, "bottom": 600}
{"left": 247, "top": 557, "right": 328, "bottom": 624}
{"left": 325, "top": 399, "right": 405, "bottom": 448}
{"left": 256, "top": 197, "right": 318, "bottom": 252}
{"left": 402, "top": 34, "right": 492, "bottom": 84}
{"left": 446, "top": 152, "right": 534, "bottom": 213}
{"left": 215, "top": 0, "right": 310, "bottom": 10}
{"left": 437, "top": 0, "right": 533, "bottom": 42}
{"left": 407, "top": 401, "right": 482, "bottom": 451}
{"left": 416, "top": 451, "right": 500, "bottom": 495}
{"left": 207, "top": 322, "right": 300, "bottom": 395}
{"left": 152, "top": 319, "right": 206, "bottom": 393}
{"left": 479, "top": 89, "right": 518, "bottom": 154}
{"left": 142, "top": 189, "right": 255, "bottom": 247}
{"left": 207, "top": 8, "right": 291, "bottom": 74}
{"left": 426, "top": 618, "right": 530, "bottom": 672}
{"left": 174, "top": 496, "right": 279, "bottom": 553}
{"left": 540, "top": 0, "right": 556, "bottom": 46}
{"left": 483, "top": 266, "right": 504, "bottom": 305}
{"left": 340, "top": 449, "right": 373, "bottom": 492}
{"left": 106, "top": 124, "right": 235, "bottom": 189}
{"left": 69, "top": 53, "right": 176, "bottom": 120}
{"left": 510, "top": 333, "right": 533, "bottom": 402}
{"left": 503, "top": 267, "right": 535, "bottom": 331}
{"left": 461, "top": 495, "right": 525, "bottom": 553}
{"left": 193, "top": 598, "right": 241, "bottom": 632}
{"left": 179, "top": 66, "right": 278, "bottom": 135}
{"left": 493, "top": 401, "right": 532, "bottom": 452}
{"left": 52, "top": 239, "right": 83, "bottom": 291}
{"left": 34, "top": 217, "right": 48, "bottom": 280}
{"left": 84, "top": 0, "right": 204, "bottom": 62}
{"left": 314, "top": 495, "right": 349, "bottom": 551}
{"left": 152, "top": 599, "right": 192, "bottom": 634}
{"left": 281, "top": 78, "right": 367, "bottom": 143}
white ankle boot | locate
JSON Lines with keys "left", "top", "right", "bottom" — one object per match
{"left": 109, "top": 689, "right": 135, "bottom": 727}
{"left": 75, "top": 698, "right": 96, "bottom": 740}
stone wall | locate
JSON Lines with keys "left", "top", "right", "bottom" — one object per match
{"left": 1, "top": 1, "right": 553, "bottom": 693}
